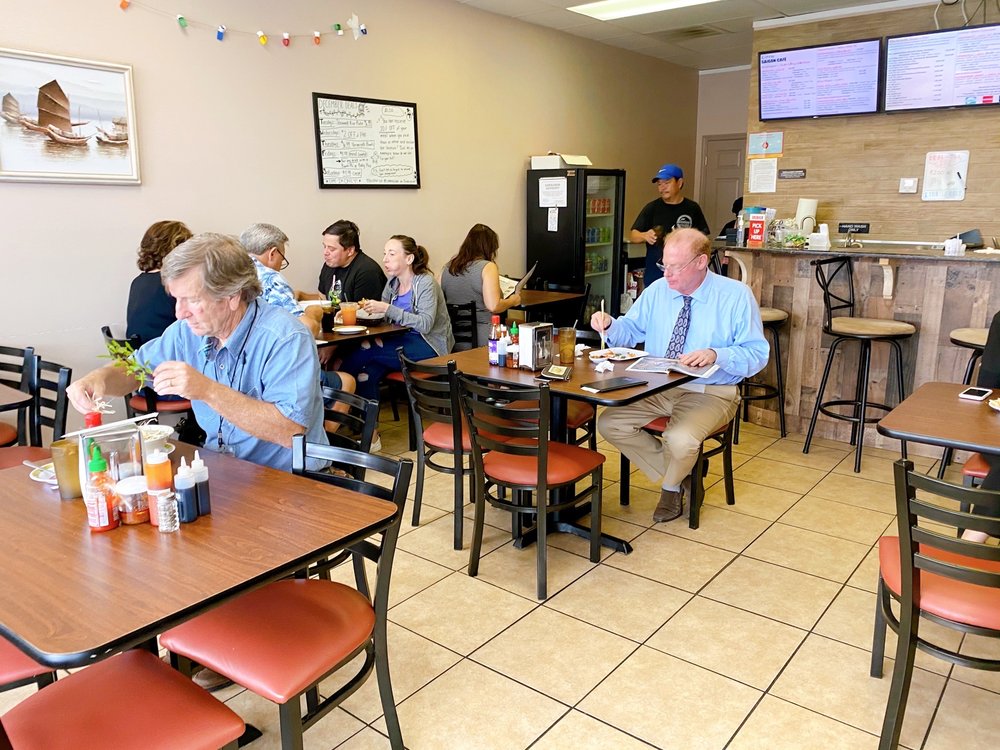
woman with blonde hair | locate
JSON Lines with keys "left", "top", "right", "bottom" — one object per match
{"left": 126, "top": 220, "right": 192, "bottom": 344}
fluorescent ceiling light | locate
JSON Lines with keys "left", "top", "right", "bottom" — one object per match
{"left": 568, "top": 0, "right": 722, "bottom": 21}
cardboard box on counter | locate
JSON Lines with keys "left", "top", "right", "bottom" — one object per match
{"left": 530, "top": 153, "right": 592, "bottom": 169}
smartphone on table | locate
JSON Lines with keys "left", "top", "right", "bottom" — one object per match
{"left": 958, "top": 386, "right": 992, "bottom": 401}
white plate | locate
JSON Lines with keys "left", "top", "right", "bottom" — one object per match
{"left": 299, "top": 300, "right": 333, "bottom": 309}
{"left": 332, "top": 325, "right": 368, "bottom": 334}
{"left": 988, "top": 398, "right": 1000, "bottom": 412}
{"left": 588, "top": 348, "right": 649, "bottom": 363}
{"left": 163, "top": 442, "right": 175, "bottom": 455}
{"left": 29, "top": 463, "right": 57, "bottom": 485}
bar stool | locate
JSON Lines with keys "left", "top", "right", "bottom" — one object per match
{"left": 936, "top": 326, "right": 989, "bottom": 478}
{"left": 803, "top": 256, "right": 916, "bottom": 472}
{"left": 725, "top": 252, "right": 787, "bottom": 441}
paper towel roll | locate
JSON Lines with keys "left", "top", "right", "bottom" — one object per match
{"left": 795, "top": 198, "right": 818, "bottom": 235}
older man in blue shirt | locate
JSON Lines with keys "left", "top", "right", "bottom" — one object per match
{"left": 591, "top": 228, "right": 768, "bottom": 523}
{"left": 68, "top": 232, "right": 328, "bottom": 472}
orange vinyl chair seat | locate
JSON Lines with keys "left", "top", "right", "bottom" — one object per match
{"left": 1, "top": 649, "right": 244, "bottom": 750}
{"left": 0, "top": 422, "right": 16, "bottom": 447}
{"left": 483, "top": 439, "right": 605, "bottom": 486}
{"left": 0, "top": 639, "right": 50, "bottom": 686}
{"left": 566, "top": 401, "right": 596, "bottom": 431}
{"left": 128, "top": 394, "right": 193, "bottom": 414}
{"left": 963, "top": 453, "right": 990, "bottom": 480}
{"left": 0, "top": 447, "right": 51, "bottom": 471}
{"left": 160, "top": 578, "right": 375, "bottom": 704}
{"left": 878, "top": 535, "right": 1000, "bottom": 631}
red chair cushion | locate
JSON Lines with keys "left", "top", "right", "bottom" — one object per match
{"left": 2, "top": 649, "right": 244, "bottom": 750}
{"left": 161, "top": 578, "right": 374, "bottom": 704}
{"left": 385, "top": 371, "right": 405, "bottom": 383}
{"left": 0, "top": 422, "right": 17, "bottom": 447}
{"left": 424, "top": 420, "right": 471, "bottom": 452}
{"left": 963, "top": 453, "right": 990, "bottom": 480}
{"left": 0, "top": 447, "right": 51, "bottom": 471}
{"left": 483, "top": 440, "right": 605, "bottom": 486}
{"left": 566, "top": 401, "right": 596, "bottom": 431}
{"left": 0, "top": 638, "right": 51, "bottom": 685}
{"left": 878, "top": 536, "right": 1000, "bottom": 631}
{"left": 128, "top": 395, "right": 193, "bottom": 414}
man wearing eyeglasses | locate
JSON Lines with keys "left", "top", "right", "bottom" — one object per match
{"left": 591, "top": 228, "right": 768, "bottom": 524}
{"left": 240, "top": 223, "right": 323, "bottom": 338}
{"left": 630, "top": 164, "right": 710, "bottom": 290}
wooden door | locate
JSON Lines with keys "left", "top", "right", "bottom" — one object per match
{"left": 699, "top": 135, "right": 746, "bottom": 236}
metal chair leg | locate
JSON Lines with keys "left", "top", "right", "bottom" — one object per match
{"left": 770, "top": 322, "right": 787, "bottom": 437}
{"left": 854, "top": 340, "right": 873, "bottom": 473}
{"left": 804, "top": 336, "right": 843, "bottom": 454}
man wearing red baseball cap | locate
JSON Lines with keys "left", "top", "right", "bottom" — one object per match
{"left": 629, "top": 163, "right": 710, "bottom": 288}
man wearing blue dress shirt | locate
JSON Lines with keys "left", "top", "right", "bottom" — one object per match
{"left": 68, "top": 233, "right": 329, "bottom": 472}
{"left": 591, "top": 228, "right": 768, "bottom": 523}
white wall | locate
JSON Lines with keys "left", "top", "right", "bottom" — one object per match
{"left": 2, "top": 0, "right": 700, "bottom": 432}
{"left": 694, "top": 65, "right": 750, "bottom": 202}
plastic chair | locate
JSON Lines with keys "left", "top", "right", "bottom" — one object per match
{"left": 447, "top": 300, "right": 479, "bottom": 351}
{"left": 459, "top": 374, "right": 603, "bottom": 600}
{"left": 0, "top": 346, "right": 35, "bottom": 447}
{"left": 161, "top": 441, "right": 412, "bottom": 750}
{"left": 802, "top": 257, "right": 915, "bottom": 472}
{"left": 1, "top": 649, "right": 244, "bottom": 750}
{"left": 871, "top": 459, "right": 1000, "bottom": 750}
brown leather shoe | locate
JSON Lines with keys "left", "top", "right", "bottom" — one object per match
{"left": 653, "top": 488, "right": 683, "bottom": 522}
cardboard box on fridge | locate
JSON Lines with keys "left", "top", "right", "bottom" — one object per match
{"left": 530, "top": 153, "right": 592, "bottom": 169}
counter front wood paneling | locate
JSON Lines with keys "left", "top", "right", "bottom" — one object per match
{"left": 727, "top": 247, "right": 1000, "bottom": 456}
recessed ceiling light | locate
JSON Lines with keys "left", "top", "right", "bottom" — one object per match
{"left": 568, "top": 0, "right": 722, "bottom": 21}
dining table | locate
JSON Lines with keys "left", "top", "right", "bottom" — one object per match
{"left": 0, "top": 443, "right": 398, "bottom": 670}
{"left": 512, "top": 289, "right": 586, "bottom": 323}
{"left": 421, "top": 346, "right": 694, "bottom": 553}
{"left": 876, "top": 381, "right": 1000, "bottom": 456}
{"left": 316, "top": 322, "right": 409, "bottom": 349}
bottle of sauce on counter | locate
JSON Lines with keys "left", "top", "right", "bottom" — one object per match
{"left": 144, "top": 449, "right": 173, "bottom": 527}
{"left": 190, "top": 450, "right": 212, "bottom": 515}
{"left": 85, "top": 445, "right": 120, "bottom": 533}
{"left": 488, "top": 315, "right": 501, "bottom": 365}
{"left": 508, "top": 322, "right": 519, "bottom": 369}
{"left": 174, "top": 458, "right": 199, "bottom": 523}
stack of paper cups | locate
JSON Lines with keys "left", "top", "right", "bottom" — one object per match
{"left": 808, "top": 233, "right": 830, "bottom": 251}
{"left": 795, "top": 198, "right": 818, "bottom": 235}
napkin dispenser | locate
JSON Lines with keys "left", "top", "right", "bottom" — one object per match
{"left": 519, "top": 322, "right": 553, "bottom": 371}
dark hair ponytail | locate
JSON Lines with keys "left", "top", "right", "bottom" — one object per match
{"left": 391, "top": 234, "right": 430, "bottom": 275}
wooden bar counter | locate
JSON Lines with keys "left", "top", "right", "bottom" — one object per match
{"left": 724, "top": 244, "right": 1000, "bottom": 455}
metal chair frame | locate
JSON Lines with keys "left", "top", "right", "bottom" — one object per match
{"left": 0, "top": 345, "right": 36, "bottom": 446}
{"left": 872, "top": 460, "right": 1000, "bottom": 749}
{"left": 29, "top": 357, "right": 71, "bottom": 447}
{"left": 446, "top": 300, "right": 480, "bottom": 350}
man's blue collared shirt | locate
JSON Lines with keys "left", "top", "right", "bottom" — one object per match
{"left": 137, "top": 299, "right": 328, "bottom": 471}
{"left": 250, "top": 256, "right": 303, "bottom": 318}
{"left": 605, "top": 272, "right": 769, "bottom": 385}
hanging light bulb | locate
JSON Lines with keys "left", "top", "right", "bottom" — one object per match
{"left": 216, "top": 25, "right": 226, "bottom": 41}
{"left": 333, "top": 23, "right": 344, "bottom": 36}
{"left": 119, "top": 0, "right": 130, "bottom": 9}
{"left": 257, "top": 30, "right": 268, "bottom": 45}
{"left": 176, "top": 15, "right": 188, "bottom": 29}
{"left": 360, "top": 24, "right": 368, "bottom": 36}
{"left": 282, "top": 32, "right": 290, "bottom": 47}
{"left": 313, "top": 31, "right": 321, "bottom": 45}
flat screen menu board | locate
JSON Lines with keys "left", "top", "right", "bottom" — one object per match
{"left": 311, "top": 93, "right": 420, "bottom": 188}
{"left": 884, "top": 24, "right": 1000, "bottom": 113}
{"left": 759, "top": 39, "right": 881, "bottom": 121}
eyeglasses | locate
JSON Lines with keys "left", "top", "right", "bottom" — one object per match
{"left": 656, "top": 255, "right": 699, "bottom": 275}
{"left": 275, "top": 247, "right": 289, "bottom": 271}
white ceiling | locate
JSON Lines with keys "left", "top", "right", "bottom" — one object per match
{"left": 453, "top": 0, "right": 896, "bottom": 70}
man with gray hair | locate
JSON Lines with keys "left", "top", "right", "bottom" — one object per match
{"left": 239, "top": 222, "right": 323, "bottom": 338}
{"left": 68, "top": 232, "right": 329, "bottom": 472}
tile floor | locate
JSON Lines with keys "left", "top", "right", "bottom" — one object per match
{"left": 4, "top": 415, "right": 1000, "bottom": 749}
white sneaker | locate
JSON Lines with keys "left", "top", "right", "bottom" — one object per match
{"left": 370, "top": 433, "right": 382, "bottom": 453}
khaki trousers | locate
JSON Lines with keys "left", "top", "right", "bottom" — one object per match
{"left": 598, "top": 385, "right": 740, "bottom": 489}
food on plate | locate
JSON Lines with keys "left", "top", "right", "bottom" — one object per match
{"left": 589, "top": 348, "right": 642, "bottom": 361}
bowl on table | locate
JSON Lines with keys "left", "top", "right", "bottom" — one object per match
{"left": 140, "top": 424, "right": 175, "bottom": 454}
{"left": 356, "top": 309, "right": 385, "bottom": 327}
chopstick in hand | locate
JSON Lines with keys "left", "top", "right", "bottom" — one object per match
{"left": 599, "top": 299, "right": 607, "bottom": 351}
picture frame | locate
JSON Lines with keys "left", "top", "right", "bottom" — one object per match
{"left": 312, "top": 93, "right": 419, "bottom": 189}
{"left": 0, "top": 47, "right": 140, "bottom": 185}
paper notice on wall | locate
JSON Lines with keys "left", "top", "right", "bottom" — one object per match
{"left": 538, "top": 177, "right": 567, "bottom": 207}
{"left": 922, "top": 150, "right": 969, "bottom": 201}
{"left": 749, "top": 158, "right": 778, "bottom": 193}
{"left": 547, "top": 207, "right": 558, "bottom": 231}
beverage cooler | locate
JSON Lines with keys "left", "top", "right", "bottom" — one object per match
{"left": 525, "top": 167, "right": 627, "bottom": 320}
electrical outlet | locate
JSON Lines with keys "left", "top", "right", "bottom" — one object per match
{"left": 899, "top": 177, "right": 918, "bottom": 193}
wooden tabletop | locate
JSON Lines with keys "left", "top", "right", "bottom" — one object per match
{"left": 515, "top": 289, "right": 585, "bottom": 308}
{"left": 877, "top": 382, "right": 1000, "bottom": 455}
{"left": 422, "top": 346, "right": 693, "bottom": 408}
{"left": 316, "top": 323, "right": 409, "bottom": 348}
{"left": 0, "top": 444, "right": 397, "bottom": 668}
{"left": 0, "top": 383, "right": 31, "bottom": 411}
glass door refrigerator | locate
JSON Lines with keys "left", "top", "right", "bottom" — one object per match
{"left": 525, "top": 167, "right": 627, "bottom": 320}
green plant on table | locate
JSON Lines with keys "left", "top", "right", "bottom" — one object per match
{"left": 102, "top": 340, "right": 154, "bottom": 387}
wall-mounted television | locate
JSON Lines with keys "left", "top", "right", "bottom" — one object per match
{"left": 883, "top": 24, "right": 1000, "bottom": 113}
{"left": 758, "top": 38, "right": 882, "bottom": 121}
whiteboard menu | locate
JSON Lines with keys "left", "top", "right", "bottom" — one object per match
{"left": 758, "top": 39, "right": 881, "bottom": 121}
{"left": 312, "top": 93, "right": 420, "bottom": 188}
{"left": 884, "top": 24, "right": 1000, "bottom": 113}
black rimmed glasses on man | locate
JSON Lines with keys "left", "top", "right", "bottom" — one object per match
{"left": 275, "top": 247, "right": 290, "bottom": 271}
{"left": 656, "top": 254, "right": 699, "bottom": 275}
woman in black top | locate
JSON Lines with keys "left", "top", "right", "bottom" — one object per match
{"left": 126, "top": 220, "right": 192, "bottom": 344}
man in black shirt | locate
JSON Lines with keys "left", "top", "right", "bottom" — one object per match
{"left": 311, "top": 219, "right": 387, "bottom": 303}
{"left": 630, "top": 164, "right": 710, "bottom": 289}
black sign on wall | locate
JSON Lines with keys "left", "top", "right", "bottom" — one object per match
{"left": 838, "top": 222, "right": 870, "bottom": 234}
{"left": 778, "top": 169, "right": 807, "bottom": 179}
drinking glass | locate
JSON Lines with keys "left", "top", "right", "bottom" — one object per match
{"left": 558, "top": 327, "right": 576, "bottom": 364}
{"left": 340, "top": 302, "right": 359, "bottom": 326}
{"left": 50, "top": 438, "right": 82, "bottom": 500}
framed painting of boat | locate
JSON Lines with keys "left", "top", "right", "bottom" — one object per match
{"left": 0, "top": 47, "right": 140, "bottom": 184}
